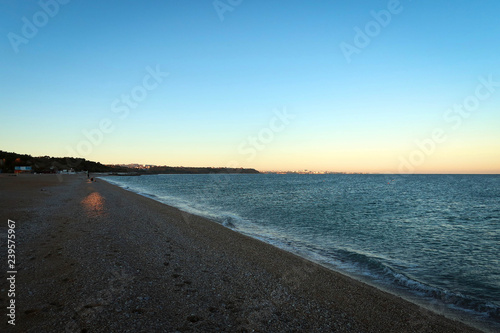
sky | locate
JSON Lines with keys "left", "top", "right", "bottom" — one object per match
{"left": 1, "top": 0, "right": 499, "bottom": 173}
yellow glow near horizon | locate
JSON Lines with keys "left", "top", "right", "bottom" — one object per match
{"left": 2, "top": 138, "right": 499, "bottom": 174}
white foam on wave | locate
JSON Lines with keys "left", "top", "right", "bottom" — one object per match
{"left": 99, "top": 175, "right": 500, "bottom": 332}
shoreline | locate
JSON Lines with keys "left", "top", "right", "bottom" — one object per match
{"left": 0, "top": 174, "right": 486, "bottom": 332}
{"left": 100, "top": 174, "right": 497, "bottom": 332}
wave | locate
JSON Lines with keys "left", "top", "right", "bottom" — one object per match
{"left": 252, "top": 238, "right": 500, "bottom": 326}
{"left": 102, "top": 177, "right": 249, "bottom": 232}
{"left": 321, "top": 248, "right": 500, "bottom": 324}
{"left": 99, "top": 175, "right": 500, "bottom": 331}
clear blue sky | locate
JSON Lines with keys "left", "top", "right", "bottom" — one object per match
{"left": 1, "top": 0, "right": 499, "bottom": 173}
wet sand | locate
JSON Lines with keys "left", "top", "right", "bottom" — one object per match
{"left": 0, "top": 174, "right": 483, "bottom": 332}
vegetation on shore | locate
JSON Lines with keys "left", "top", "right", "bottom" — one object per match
{"left": 0, "top": 150, "right": 259, "bottom": 174}
{"left": 0, "top": 150, "right": 128, "bottom": 173}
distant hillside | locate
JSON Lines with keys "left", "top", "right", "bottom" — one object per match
{"left": 0, "top": 151, "right": 130, "bottom": 174}
{"left": 140, "top": 166, "right": 260, "bottom": 174}
{"left": 0, "top": 151, "right": 260, "bottom": 174}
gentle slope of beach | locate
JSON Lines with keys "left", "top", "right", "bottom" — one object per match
{"left": 0, "top": 174, "right": 484, "bottom": 332}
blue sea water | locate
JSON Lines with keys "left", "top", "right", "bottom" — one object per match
{"left": 101, "top": 174, "right": 500, "bottom": 331}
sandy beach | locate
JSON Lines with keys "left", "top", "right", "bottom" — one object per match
{"left": 0, "top": 174, "right": 484, "bottom": 332}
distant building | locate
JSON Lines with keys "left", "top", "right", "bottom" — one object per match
{"left": 14, "top": 166, "right": 32, "bottom": 174}
{"left": 59, "top": 169, "right": 76, "bottom": 174}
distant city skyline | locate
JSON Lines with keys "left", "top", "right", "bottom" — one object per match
{"left": 1, "top": 1, "right": 499, "bottom": 173}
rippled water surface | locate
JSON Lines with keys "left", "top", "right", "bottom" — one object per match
{"left": 102, "top": 174, "right": 500, "bottom": 330}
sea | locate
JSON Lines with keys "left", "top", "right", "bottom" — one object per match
{"left": 101, "top": 173, "right": 500, "bottom": 332}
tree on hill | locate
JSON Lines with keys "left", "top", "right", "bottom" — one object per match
{"left": 0, "top": 151, "right": 128, "bottom": 173}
